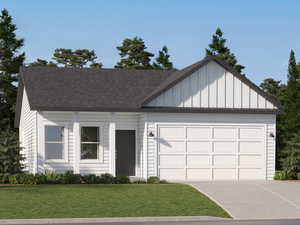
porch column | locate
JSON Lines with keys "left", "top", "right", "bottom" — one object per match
{"left": 73, "top": 112, "right": 80, "bottom": 174}
{"left": 109, "top": 112, "right": 116, "bottom": 176}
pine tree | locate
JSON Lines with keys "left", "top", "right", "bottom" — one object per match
{"left": 283, "top": 50, "right": 300, "bottom": 138}
{"left": 29, "top": 58, "right": 57, "bottom": 67}
{"left": 153, "top": 46, "right": 173, "bottom": 70}
{"left": 206, "top": 28, "right": 245, "bottom": 73}
{"left": 52, "top": 48, "right": 102, "bottom": 68}
{"left": 0, "top": 9, "right": 25, "bottom": 130}
{"left": 115, "top": 37, "right": 154, "bottom": 69}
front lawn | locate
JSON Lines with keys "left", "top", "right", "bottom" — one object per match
{"left": 0, "top": 184, "right": 230, "bottom": 219}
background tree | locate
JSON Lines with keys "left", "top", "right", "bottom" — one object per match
{"left": 115, "top": 37, "right": 154, "bottom": 69}
{"left": 283, "top": 50, "right": 300, "bottom": 139}
{"left": 0, "top": 129, "right": 24, "bottom": 173}
{"left": 52, "top": 48, "right": 102, "bottom": 68}
{"left": 280, "top": 134, "right": 300, "bottom": 176}
{"left": 29, "top": 58, "right": 57, "bottom": 67}
{"left": 260, "top": 78, "right": 286, "bottom": 99}
{"left": 206, "top": 28, "right": 245, "bottom": 73}
{"left": 0, "top": 9, "right": 25, "bottom": 130}
{"left": 153, "top": 46, "right": 173, "bottom": 70}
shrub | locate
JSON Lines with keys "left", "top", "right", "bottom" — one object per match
{"left": 114, "top": 176, "right": 130, "bottom": 184}
{"left": 280, "top": 135, "right": 300, "bottom": 174}
{"left": 297, "top": 173, "right": 300, "bottom": 180}
{"left": 159, "top": 179, "right": 168, "bottom": 184}
{"left": 45, "top": 170, "right": 63, "bottom": 184}
{"left": 274, "top": 170, "right": 296, "bottom": 180}
{"left": 98, "top": 173, "right": 114, "bottom": 184}
{"left": 147, "top": 176, "right": 160, "bottom": 184}
{"left": 81, "top": 174, "right": 99, "bottom": 184}
{"left": 60, "top": 171, "right": 81, "bottom": 184}
{"left": 0, "top": 173, "right": 10, "bottom": 184}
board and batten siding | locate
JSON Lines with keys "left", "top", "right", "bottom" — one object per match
{"left": 147, "top": 61, "right": 276, "bottom": 109}
{"left": 145, "top": 113, "right": 276, "bottom": 180}
{"left": 19, "top": 88, "right": 37, "bottom": 173}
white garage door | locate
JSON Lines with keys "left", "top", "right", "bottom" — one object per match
{"left": 157, "top": 124, "right": 266, "bottom": 180}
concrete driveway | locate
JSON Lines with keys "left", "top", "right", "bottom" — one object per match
{"left": 189, "top": 181, "right": 300, "bottom": 219}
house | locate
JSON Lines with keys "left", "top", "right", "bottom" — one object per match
{"left": 15, "top": 56, "right": 281, "bottom": 181}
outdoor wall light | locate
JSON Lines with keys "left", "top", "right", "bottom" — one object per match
{"left": 148, "top": 131, "right": 155, "bottom": 137}
{"left": 269, "top": 132, "right": 275, "bottom": 138}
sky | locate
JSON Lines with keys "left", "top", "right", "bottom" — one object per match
{"left": 2, "top": 0, "right": 300, "bottom": 85}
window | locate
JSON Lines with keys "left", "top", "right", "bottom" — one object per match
{"left": 80, "top": 127, "right": 100, "bottom": 160}
{"left": 45, "top": 126, "right": 64, "bottom": 160}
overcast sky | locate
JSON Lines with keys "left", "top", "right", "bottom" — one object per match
{"left": 3, "top": 0, "right": 300, "bottom": 85}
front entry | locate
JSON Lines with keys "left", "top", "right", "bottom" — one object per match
{"left": 115, "top": 130, "right": 136, "bottom": 176}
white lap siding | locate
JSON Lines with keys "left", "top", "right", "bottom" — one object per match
{"left": 19, "top": 88, "right": 37, "bottom": 173}
{"left": 38, "top": 112, "right": 142, "bottom": 176}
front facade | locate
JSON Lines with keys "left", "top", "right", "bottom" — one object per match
{"left": 16, "top": 56, "right": 280, "bottom": 180}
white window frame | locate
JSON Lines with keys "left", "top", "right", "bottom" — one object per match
{"left": 43, "top": 121, "right": 69, "bottom": 163}
{"left": 79, "top": 122, "right": 104, "bottom": 163}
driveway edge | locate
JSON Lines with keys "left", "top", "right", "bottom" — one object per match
{"left": 0, "top": 216, "right": 231, "bottom": 224}
{"left": 188, "top": 183, "right": 235, "bottom": 218}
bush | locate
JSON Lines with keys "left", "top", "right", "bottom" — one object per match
{"left": 98, "top": 173, "right": 114, "bottom": 184}
{"left": 114, "top": 176, "right": 130, "bottom": 184}
{"left": 0, "top": 173, "right": 10, "bottom": 184}
{"left": 45, "top": 170, "right": 62, "bottom": 184}
{"left": 160, "top": 179, "right": 168, "bottom": 184}
{"left": 60, "top": 171, "right": 81, "bottom": 184}
{"left": 81, "top": 174, "right": 99, "bottom": 184}
{"left": 274, "top": 170, "right": 296, "bottom": 180}
{"left": 297, "top": 173, "right": 300, "bottom": 180}
{"left": 147, "top": 176, "right": 160, "bottom": 184}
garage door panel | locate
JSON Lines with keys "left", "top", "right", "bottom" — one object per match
{"left": 159, "top": 155, "right": 185, "bottom": 168}
{"left": 213, "top": 169, "right": 236, "bottom": 180}
{"left": 159, "top": 141, "right": 185, "bottom": 153}
{"left": 160, "top": 169, "right": 185, "bottom": 180}
{"left": 157, "top": 124, "right": 265, "bottom": 181}
{"left": 213, "top": 127, "right": 236, "bottom": 139}
{"left": 159, "top": 127, "right": 185, "bottom": 139}
{"left": 214, "top": 142, "right": 235, "bottom": 154}
{"left": 187, "top": 155, "right": 210, "bottom": 167}
{"left": 187, "top": 169, "right": 211, "bottom": 180}
{"left": 239, "top": 128, "right": 263, "bottom": 139}
{"left": 239, "top": 169, "right": 263, "bottom": 179}
{"left": 213, "top": 155, "right": 236, "bottom": 166}
{"left": 187, "top": 141, "right": 211, "bottom": 153}
{"left": 239, "top": 155, "right": 262, "bottom": 167}
{"left": 239, "top": 141, "right": 262, "bottom": 153}
{"left": 187, "top": 127, "right": 211, "bottom": 139}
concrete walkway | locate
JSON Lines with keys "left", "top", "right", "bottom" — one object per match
{"left": 189, "top": 181, "right": 300, "bottom": 219}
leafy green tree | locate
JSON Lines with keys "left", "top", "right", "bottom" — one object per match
{"left": 0, "top": 129, "right": 24, "bottom": 173}
{"left": 115, "top": 37, "right": 154, "bottom": 69}
{"left": 52, "top": 48, "right": 102, "bottom": 68}
{"left": 280, "top": 134, "right": 300, "bottom": 175}
{"left": 153, "top": 46, "right": 173, "bottom": 70}
{"left": 206, "top": 28, "right": 245, "bottom": 73}
{"left": 29, "top": 58, "right": 57, "bottom": 67}
{"left": 0, "top": 9, "right": 25, "bottom": 130}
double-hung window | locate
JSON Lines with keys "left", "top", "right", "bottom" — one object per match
{"left": 45, "top": 125, "right": 67, "bottom": 161}
{"left": 80, "top": 126, "right": 101, "bottom": 161}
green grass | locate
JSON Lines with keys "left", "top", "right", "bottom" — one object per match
{"left": 0, "top": 184, "right": 230, "bottom": 219}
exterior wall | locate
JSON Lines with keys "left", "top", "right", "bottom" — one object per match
{"left": 37, "top": 111, "right": 142, "bottom": 176}
{"left": 148, "top": 61, "right": 276, "bottom": 109}
{"left": 145, "top": 113, "right": 276, "bottom": 180}
{"left": 19, "top": 88, "right": 37, "bottom": 173}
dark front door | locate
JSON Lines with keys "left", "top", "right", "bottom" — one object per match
{"left": 116, "top": 130, "right": 136, "bottom": 176}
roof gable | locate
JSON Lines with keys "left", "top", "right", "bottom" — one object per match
{"left": 144, "top": 56, "right": 281, "bottom": 111}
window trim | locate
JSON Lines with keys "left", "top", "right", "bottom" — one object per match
{"left": 79, "top": 122, "right": 104, "bottom": 163}
{"left": 43, "top": 121, "right": 69, "bottom": 163}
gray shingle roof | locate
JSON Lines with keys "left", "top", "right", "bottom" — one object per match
{"left": 15, "top": 56, "right": 282, "bottom": 128}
